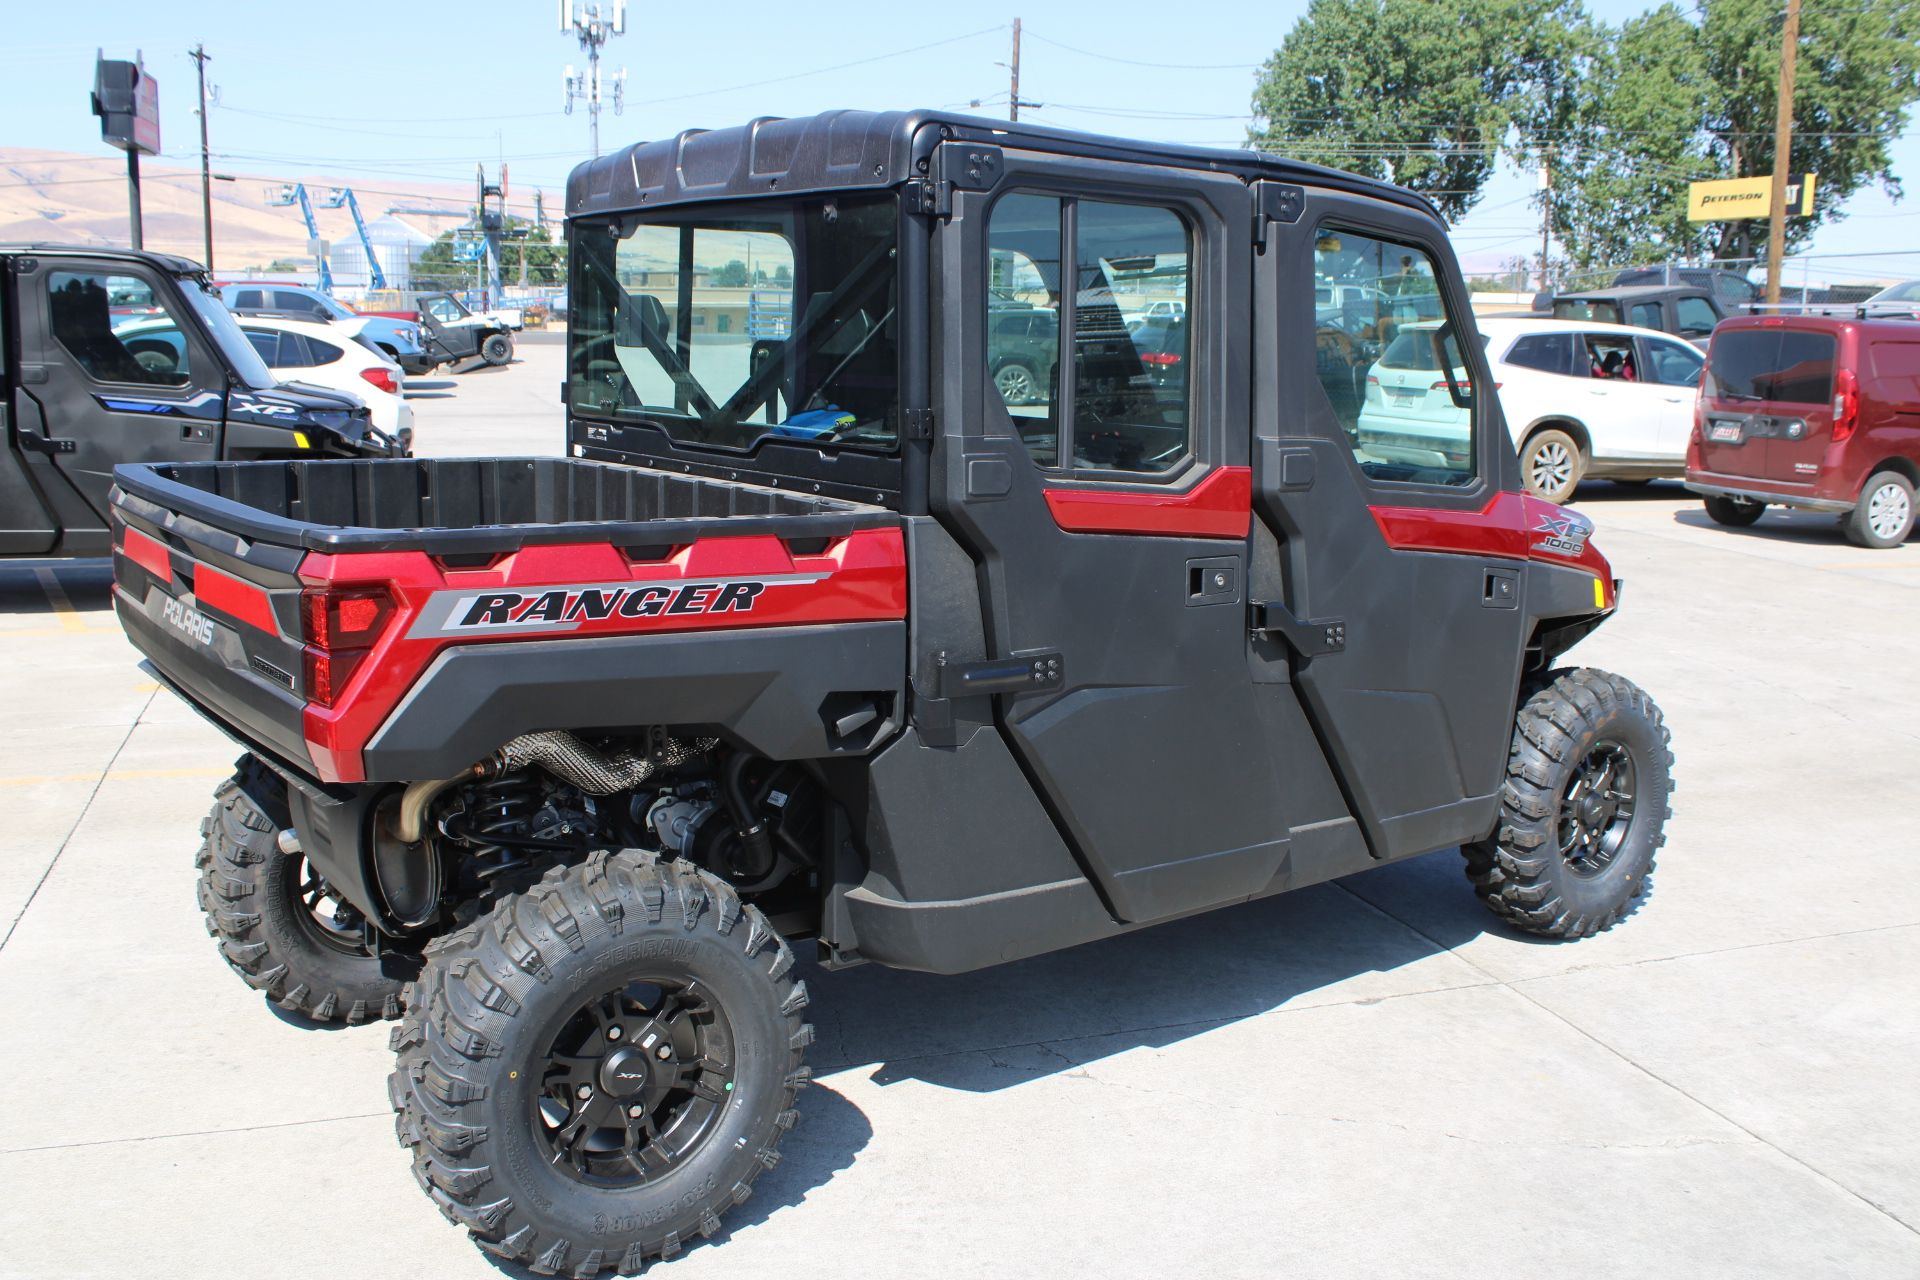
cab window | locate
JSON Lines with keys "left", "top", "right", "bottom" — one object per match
{"left": 1310, "top": 226, "right": 1475, "bottom": 486}
{"left": 1630, "top": 302, "right": 1661, "bottom": 330}
{"left": 986, "top": 192, "right": 1192, "bottom": 476}
{"left": 48, "top": 270, "right": 190, "bottom": 386}
{"left": 1504, "top": 333, "right": 1578, "bottom": 376}
{"left": 1676, "top": 296, "right": 1719, "bottom": 339}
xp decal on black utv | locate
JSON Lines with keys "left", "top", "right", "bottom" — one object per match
{"left": 109, "top": 110, "right": 1672, "bottom": 1277}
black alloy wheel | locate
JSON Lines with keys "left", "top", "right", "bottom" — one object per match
{"left": 536, "top": 978, "right": 736, "bottom": 1187}
{"left": 1557, "top": 741, "right": 1637, "bottom": 877}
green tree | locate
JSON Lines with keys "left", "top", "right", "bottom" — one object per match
{"left": 710, "top": 259, "right": 750, "bottom": 287}
{"left": 1248, "top": 0, "right": 1595, "bottom": 220}
{"left": 1549, "top": 0, "right": 1920, "bottom": 267}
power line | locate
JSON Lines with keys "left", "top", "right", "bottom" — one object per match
{"left": 1021, "top": 28, "right": 1261, "bottom": 71}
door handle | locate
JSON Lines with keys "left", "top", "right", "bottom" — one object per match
{"left": 1662, "top": 395, "right": 1685, "bottom": 403}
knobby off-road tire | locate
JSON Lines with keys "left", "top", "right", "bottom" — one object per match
{"left": 390, "top": 851, "right": 811, "bottom": 1277}
{"left": 1462, "top": 669, "right": 1673, "bottom": 939}
{"left": 195, "top": 762, "right": 405, "bottom": 1025}
{"left": 482, "top": 333, "right": 514, "bottom": 366}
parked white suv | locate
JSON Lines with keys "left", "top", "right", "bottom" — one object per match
{"left": 1479, "top": 316, "right": 1704, "bottom": 502}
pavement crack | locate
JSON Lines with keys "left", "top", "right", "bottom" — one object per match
{"left": 0, "top": 1110, "right": 389, "bottom": 1156}
{"left": 0, "top": 688, "right": 157, "bottom": 955}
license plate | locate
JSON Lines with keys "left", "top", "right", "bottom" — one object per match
{"left": 1709, "top": 423, "right": 1743, "bottom": 443}
{"left": 1389, "top": 393, "right": 1417, "bottom": 407}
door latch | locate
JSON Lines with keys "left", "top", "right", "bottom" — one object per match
{"left": 936, "top": 650, "right": 1064, "bottom": 697}
{"left": 19, "top": 433, "right": 75, "bottom": 455}
{"left": 1250, "top": 601, "right": 1346, "bottom": 656}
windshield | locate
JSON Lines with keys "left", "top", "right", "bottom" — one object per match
{"left": 312, "top": 292, "right": 353, "bottom": 320}
{"left": 1554, "top": 299, "right": 1624, "bottom": 325}
{"left": 176, "top": 278, "right": 277, "bottom": 388}
{"left": 1873, "top": 280, "right": 1920, "bottom": 303}
{"left": 569, "top": 193, "right": 899, "bottom": 453}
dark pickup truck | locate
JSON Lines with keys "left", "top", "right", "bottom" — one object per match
{"left": 109, "top": 109, "right": 1673, "bottom": 1277}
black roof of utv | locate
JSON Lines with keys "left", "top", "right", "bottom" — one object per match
{"left": 566, "top": 108, "right": 1441, "bottom": 221}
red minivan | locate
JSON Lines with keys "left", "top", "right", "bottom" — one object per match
{"left": 1686, "top": 315, "right": 1920, "bottom": 548}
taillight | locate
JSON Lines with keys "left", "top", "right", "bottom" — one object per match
{"left": 1831, "top": 367, "right": 1859, "bottom": 442}
{"left": 1139, "top": 351, "right": 1182, "bottom": 367}
{"left": 299, "top": 585, "right": 394, "bottom": 707}
{"left": 1693, "top": 388, "right": 1706, "bottom": 441}
{"left": 359, "top": 365, "right": 399, "bottom": 395}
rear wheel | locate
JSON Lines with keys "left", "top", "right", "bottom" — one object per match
{"left": 481, "top": 333, "right": 514, "bottom": 365}
{"left": 196, "top": 761, "right": 405, "bottom": 1024}
{"left": 390, "top": 852, "right": 810, "bottom": 1276}
{"left": 1703, "top": 494, "right": 1766, "bottom": 527}
{"left": 1462, "top": 670, "right": 1673, "bottom": 939}
{"left": 1521, "top": 428, "right": 1584, "bottom": 504}
{"left": 1845, "top": 472, "right": 1916, "bottom": 549}
{"left": 994, "top": 361, "right": 1040, "bottom": 406}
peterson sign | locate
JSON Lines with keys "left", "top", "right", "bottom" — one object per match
{"left": 1687, "top": 174, "right": 1816, "bottom": 222}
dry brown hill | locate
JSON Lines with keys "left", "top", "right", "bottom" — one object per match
{"left": 0, "top": 147, "right": 551, "bottom": 273}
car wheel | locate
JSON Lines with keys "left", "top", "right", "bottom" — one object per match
{"left": 1702, "top": 495, "right": 1765, "bottom": 527}
{"left": 994, "top": 362, "right": 1040, "bottom": 406}
{"left": 481, "top": 333, "right": 514, "bottom": 366}
{"left": 1521, "top": 429, "right": 1584, "bottom": 504}
{"left": 1845, "top": 472, "right": 1917, "bottom": 549}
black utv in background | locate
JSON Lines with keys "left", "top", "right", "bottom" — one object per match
{"left": 109, "top": 111, "right": 1674, "bottom": 1277}
{"left": 1, "top": 246, "right": 406, "bottom": 559}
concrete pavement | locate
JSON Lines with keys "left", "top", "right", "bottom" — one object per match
{"left": 1, "top": 346, "right": 1916, "bottom": 1278}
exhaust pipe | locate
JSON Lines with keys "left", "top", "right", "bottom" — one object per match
{"left": 393, "top": 731, "right": 715, "bottom": 843}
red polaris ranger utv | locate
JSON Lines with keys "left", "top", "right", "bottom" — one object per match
{"left": 109, "top": 111, "right": 1672, "bottom": 1275}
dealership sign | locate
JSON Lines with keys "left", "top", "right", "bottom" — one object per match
{"left": 1687, "top": 174, "right": 1816, "bottom": 222}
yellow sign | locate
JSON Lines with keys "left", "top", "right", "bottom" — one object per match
{"left": 1687, "top": 173, "right": 1816, "bottom": 222}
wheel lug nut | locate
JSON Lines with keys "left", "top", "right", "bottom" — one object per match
{"left": 577, "top": 1085, "right": 592, "bottom": 1099}
{"left": 656, "top": 1044, "right": 672, "bottom": 1060}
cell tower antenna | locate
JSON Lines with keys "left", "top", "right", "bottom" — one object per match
{"left": 560, "top": 1, "right": 626, "bottom": 159}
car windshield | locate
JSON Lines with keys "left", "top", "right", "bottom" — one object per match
{"left": 1380, "top": 327, "right": 1465, "bottom": 371}
{"left": 1554, "top": 299, "right": 1625, "bottom": 325}
{"left": 175, "top": 277, "right": 277, "bottom": 388}
{"left": 310, "top": 292, "right": 353, "bottom": 320}
{"left": 1873, "top": 280, "right": 1920, "bottom": 303}
{"left": 569, "top": 193, "right": 899, "bottom": 453}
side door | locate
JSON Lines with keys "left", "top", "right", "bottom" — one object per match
{"left": 1578, "top": 329, "right": 1667, "bottom": 459}
{"left": 932, "top": 149, "right": 1302, "bottom": 925}
{"left": 12, "top": 257, "right": 226, "bottom": 538}
{"left": 1256, "top": 199, "right": 1531, "bottom": 860}
{"left": 1637, "top": 335, "right": 1706, "bottom": 460}
{"left": 0, "top": 270, "right": 60, "bottom": 554}
{"left": 1676, "top": 294, "right": 1722, "bottom": 346}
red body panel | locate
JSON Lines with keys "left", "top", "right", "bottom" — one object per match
{"left": 120, "top": 526, "right": 174, "bottom": 583}
{"left": 1044, "top": 466, "right": 1252, "bottom": 539}
{"left": 194, "top": 566, "right": 278, "bottom": 634}
{"left": 294, "top": 528, "right": 907, "bottom": 784}
{"left": 1369, "top": 490, "right": 1616, "bottom": 606}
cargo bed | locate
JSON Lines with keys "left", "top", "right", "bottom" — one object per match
{"left": 109, "top": 457, "right": 908, "bottom": 785}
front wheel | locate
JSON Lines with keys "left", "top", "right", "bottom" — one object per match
{"left": 993, "top": 361, "right": 1040, "bottom": 406}
{"left": 481, "top": 333, "right": 514, "bottom": 365}
{"left": 1521, "top": 428, "right": 1584, "bottom": 504}
{"left": 1703, "top": 494, "right": 1766, "bottom": 527}
{"left": 1845, "top": 472, "right": 1916, "bottom": 549}
{"left": 390, "top": 852, "right": 811, "bottom": 1276}
{"left": 196, "top": 761, "right": 406, "bottom": 1024}
{"left": 1462, "top": 670, "right": 1673, "bottom": 939}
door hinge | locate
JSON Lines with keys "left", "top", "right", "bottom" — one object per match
{"left": 936, "top": 649, "right": 1064, "bottom": 698}
{"left": 1250, "top": 600, "right": 1346, "bottom": 656}
{"left": 908, "top": 177, "right": 951, "bottom": 218}
{"left": 903, "top": 407, "right": 935, "bottom": 440}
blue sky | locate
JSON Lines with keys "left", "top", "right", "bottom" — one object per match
{"left": 3, "top": 0, "right": 1914, "bottom": 280}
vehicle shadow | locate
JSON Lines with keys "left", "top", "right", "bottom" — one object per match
{"left": 811, "top": 849, "right": 1498, "bottom": 1094}
{"left": 0, "top": 559, "right": 115, "bottom": 614}
{"left": 1669, "top": 505, "right": 1860, "bottom": 545}
{"left": 482, "top": 1085, "right": 872, "bottom": 1279}
{"left": 1569, "top": 479, "right": 1687, "bottom": 502}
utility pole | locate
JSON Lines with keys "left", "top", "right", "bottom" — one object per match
{"left": 190, "top": 44, "right": 213, "bottom": 270}
{"left": 1764, "top": 0, "right": 1801, "bottom": 305}
{"left": 1538, "top": 147, "right": 1552, "bottom": 294}
{"left": 561, "top": 1, "right": 627, "bottom": 159}
{"left": 1010, "top": 18, "right": 1022, "bottom": 122}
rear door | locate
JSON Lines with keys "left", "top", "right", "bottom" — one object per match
{"left": 0, "top": 271, "right": 60, "bottom": 554}
{"left": 11, "top": 256, "right": 226, "bottom": 542}
{"left": 1637, "top": 335, "right": 1706, "bottom": 459}
{"left": 934, "top": 148, "right": 1306, "bottom": 924}
{"left": 1699, "top": 327, "right": 1837, "bottom": 483}
{"left": 1259, "top": 199, "right": 1531, "bottom": 860}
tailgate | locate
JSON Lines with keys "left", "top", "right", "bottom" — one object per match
{"left": 111, "top": 485, "right": 318, "bottom": 773}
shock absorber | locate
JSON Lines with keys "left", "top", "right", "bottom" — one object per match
{"left": 447, "top": 770, "right": 545, "bottom": 878}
